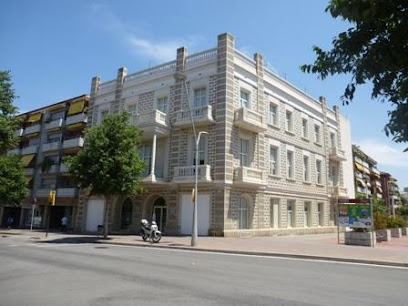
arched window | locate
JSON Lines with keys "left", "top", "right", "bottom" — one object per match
{"left": 121, "top": 198, "right": 133, "bottom": 230}
{"left": 238, "top": 196, "right": 249, "bottom": 229}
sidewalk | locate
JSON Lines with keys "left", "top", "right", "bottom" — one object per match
{"left": 2, "top": 229, "right": 407, "bottom": 267}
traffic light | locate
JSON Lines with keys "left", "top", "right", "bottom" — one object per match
{"left": 48, "top": 190, "right": 56, "bottom": 206}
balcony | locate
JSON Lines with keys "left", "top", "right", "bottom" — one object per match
{"left": 63, "top": 137, "right": 84, "bottom": 150}
{"left": 24, "top": 168, "right": 34, "bottom": 176}
{"left": 42, "top": 141, "right": 61, "bottom": 152}
{"left": 233, "top": 166, "right": 265, "bottom": 186}
{"left": 15, "top": 128, "right": 23, "bottom": 137}
{"left": 57, "top": 188, "right": 78, "bottom": 197}
{"left": 172, "top": 165, "right": 211, "bottom": 182}
{"left": 132, "top": 110, "right": 170, "bottom": 139}
{"left": 45, "top": 118, "right": 63, "bottom": 130}
{"left": 66, "top": 113, "right": 87, "bottom": 126}
{"left": 59, "top": 164, "right": 69, "bottom": 173}
{"left": 7, "top": 148, "right": 20, "bottom": 156}
{"left": 233, "top": 108, "right": 267, "bottom": 133}
{"left": 24, "top": 124, "right": 41, "bottom": 135}
{"left": 329, "top": 147, "right": 346, "bottom": 161}
{"left": 173, "top": 105, "right": 215, "bottom": 128}
{"left": 328, "top": 185, "right": 348, "bottom": 197}
{"left": 21, "top": 145, "right": 38, "bottom": 155}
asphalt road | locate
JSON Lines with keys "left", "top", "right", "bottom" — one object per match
{"left": 0, "top": 235, "right": 407, "bottom": 306}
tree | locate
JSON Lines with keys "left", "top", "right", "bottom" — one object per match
{"left": 66, "top": 112, "right": 146, "bottom": 238}
{"left": 0, "top": 70, "right": 28, "bottom": 205}
{"left": 301, "top": 0, "right": 408, "bottom": 149}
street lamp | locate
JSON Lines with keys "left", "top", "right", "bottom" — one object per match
{"left": 191, "top": 130, "right": 208, "bottom": 247}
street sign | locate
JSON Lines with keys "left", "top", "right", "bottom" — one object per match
{"left": 338, "top": 198, "right": 369, "bottom": 204}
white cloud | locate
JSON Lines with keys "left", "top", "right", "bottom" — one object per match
{"left": 89, "top": 3, "right": 201, "bottom": 63}
{"left": 358, "top": 138, "right": 408, "bottom": 168}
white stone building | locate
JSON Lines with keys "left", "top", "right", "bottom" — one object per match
{"left": 76, "top": 33, "right": 354, "bottom": 236}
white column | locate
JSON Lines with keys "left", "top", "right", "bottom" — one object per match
{"left": 150, "top": 133, "right": 157, "bottom": 181}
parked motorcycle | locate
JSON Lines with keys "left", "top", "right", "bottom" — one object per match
{"left": 140, "top": 219, "right": 162, "bottom": 243}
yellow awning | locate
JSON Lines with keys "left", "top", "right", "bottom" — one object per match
{"left": 48, "top": 103, "right": 66, "bottom": 112}
{"left": 25, "top": 176, "right": 33, "bottom": 183}
{"left": 354, "top": 162, "right": 365, "bottom": 173}
{"left": 47, "top": 127, "right": 62, "bottom": 133}
{"left": 377, "top": 187, "right": 383, "bottom": 193}
{"left": 24, "top": 132, "right": 39, "bottom": 138}
{"left": 66, "top": 122, "right": 84, "bottom": 130}
{"left": 67, "top": 100, "right": 85, "bottom": 116}
{"left": 27, "top": 112, "right": 42, "bottom": 123}
{"left": 363, "top": 167, "right": 370, "bottom": 175}
{"left": 21, "top": 154, "right": 35, "bottom": 167}
{"left": 356, "top": 178, "right": 366, "bottom": 187}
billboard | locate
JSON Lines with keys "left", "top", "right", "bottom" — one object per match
{"left": 338, "top": 204, "right": 372, "bottom": 228}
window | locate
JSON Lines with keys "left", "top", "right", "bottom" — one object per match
{"left": 287, "top": 200, "right": 295, "bottom": 228}
{"left": 318, "top": 203, "right": 324, "bottom": 226}
{"left": 269, "top": 103, "right": 278, "bottom": 126}
{"left": 314, "top": 124, "right": 321, "bottom": 143}
{"left": 139, "top": 145, "right": 152, "bottom": 176}
{"left": 238, "top": 197, "right": 249, "bottom": 229}
{"left": 286, "top": 150, "right": 294, "bottom": 179}
{"left": 157, "top": 97, "right": 168, "bottom": 113}
{"left": 239, "top": 139, "right": 249, "bottom": 167}
{"left": 302, "top": 118, "right": 308, "bottom": 138}
{"left": 50, "top": 110, "right": 65, "bottom": 121}
{"left": 330, "top": 132, "right": 336, "bottom": 148}
{"left": 316, "top": 159, "right": 322, "bottom": 184}
{"left": 193, "top": 88, "right": 207, "bottom": 107}
{"left": 40, "top": 178, "right": 56, "bottom": 188}
{"left": 269, "top": 146, "right": 279, "bottom": 176}
{"left": 240, "top": 90, "right": 249, "bottom": 108}
{"left": 303, "top": 155, "right": 310, "bottom": 182}
{"left": 47, "top": 134, "right": 61, "bottom": 143}
{"left": 285, "top": 111, "right": 293, "bottom": 132}
{"left": 304, "top": 202, "right": 311, "bottom": 227}
{"left": 270, "top": 198, "right": 280, "bottom": 228}
{"left": 194, "top": 136, "right": 206, "bottom": 165}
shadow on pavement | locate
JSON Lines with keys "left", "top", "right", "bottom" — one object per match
{"left": 36, "top": 236, "right": 105, "bottom": 244}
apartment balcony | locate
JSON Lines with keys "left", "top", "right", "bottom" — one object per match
{"left": 233, "top": 108, "right": 267, "bottom": 133}
{"left": 59, "top": 164, "right": 69, "bottom": 173}
{"left": 24, "top": 168, "right": 35, "bottom": 176}
{"left": 37, "top": 188, "right": 53, "bottom": 198}
{"left": 24, "top": 124, "right": 41, "bottom": 135}
{"left": 57, "top": 188, "right": 78, "bottom": 197}
{"left": 15, "top": 128, "right": 23, "bottom": 137}
{"left": 173, "top": 105, "right": 215, "bottom": 128}
{"left": 21, "top": 145, "right": 38, "bottom": 155}
{"left": 328, "top": 185, "right": 348, "bottom": 198}
{"left": 132, "top": 110, "right": 170, "bottom": 139}
{"left": 233, "top": 166, "right": 265, "bottom": 186}
{"left": 172, "top": 165, "right": 211, "bottom": 183}
{"left": 329, "top": 147, "right": 346, "bottom": 161}
{"left": 63, "top": 136, "right": 84, "bottom": 150}
{"left": 66, "top": 113, "right": 87, "bottom": 126}
{"left": 42, "top": 141, "right": 61, "bottom": 152}
{"left": 7, "top": 148, "right": 20, "bottom": 156}
{"left": 45, "top": 118, "right": 63, "bottom": 130}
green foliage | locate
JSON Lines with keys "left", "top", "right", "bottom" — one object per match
{"left": 372, "top": 197, "right": 387, "bottom": 214}
{"left": 0, "top": 155, "right": 28, "bottom": 205}
{"left": 40, "top": 156, "right": 55, "bottom": 173}
{"left": 396, "top": 205, "right": 408, "bottom": 216}
{"left": 66, "top": 112, "right": 146, "bottom": 197}
{"left": 301, "top": 0, "right": 408, "bottom": 147}
{"left": 373, "top": 212, "right": 388, "bottom": 230}
{"left": 386, "top": 215, "right": 407, "bottom": 228}
{"left": 0, "top": 70, "right": 20, "bottom": 154}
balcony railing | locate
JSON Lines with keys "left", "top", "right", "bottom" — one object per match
{"left": 63, "top": 137, "right": 84, "bottom": 149}
{"left": 21, "top": 145, "right": 38, "bottom": 155}
{"left": 24, "top": 124, "right": 41, "bottom": 135}
{"left": 66, "top": 113, "right": 87, "bottom": 126}
{"left": 42, "top": 141, "right": 61, "bottom": 152}
{"left": 329, "top": 147, "right": 346, "bottom": 161}
{"left": 15, "top": 128, "right": 23, "bottom": 137}
{"left": 57, "top": 188, "right": 78, "bottom": 197}
{"left": 233, "top": 108, "right": 267, "bottom": 133}
{"left": 45, "top": 118, "right": 63, "bottom": 130}
{"left": 173, "top": 105, "right": 215, "bottom": 127}
{"left": 7, "top": 148, "right": 20, "bottom": 156}
{"left": 233, "top": 166, "right": 265, "bottom": 186}
{"left": 172, "top": 165, "right": 211, "bottom": 182}
{"left": 24, "top": 168, "right": 34, "bottom": 176}
{"left": 328, "top": 185, "right": 348, "bottom": 197}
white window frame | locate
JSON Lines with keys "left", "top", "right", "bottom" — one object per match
{"left": 302, "top": 118, "right": 308, "bottom": 139}
{"left": 316, "top": 159, "right": 323, "bottom": 184}
{"left": 330, "top": 132, "right": 336, "bottom": 148}
{"left": 139, "top": 145, "right": 152, "bottom": 176}
{"left": 238, "top": 196, "right": 249, "bottom": 229}
{"left": 269, "top": 103, "right": 278, "bottom": 126}
{"left": 304, "top": 202, "right": 311, "bottom": 227}
{"left": 285, "top": 110, "right": 293, "bottom": 132}
{"left": 156, "top": 96, "right": 168, "bottom": 114}
{"left": 314, "top": 124, "right": 321, "bottom": 144}
{"left": 240, "top": 90, "right": 250, "bottom": 109}
{"left": 303, "top": 155, "right": 310, "bottom": 182}
{"left": 286, "top": 150, "right": 294, "bottom": 179}
{"left": 193, "top": 135, "right": 206, "bottom": 166}
{"left": 270, "top": 198, "right": 280, "bottom": 228}
{"left": 193, "top": 88, "right": 207, "bottom": 108}
{"left": 269, "top": 146, "right": 279, "bottom": 176}
{"left": 287, "top": 200, "right": 295, "bottom": 228}
{"left": 239, "top": 138, "right": 250, "bottom": 167}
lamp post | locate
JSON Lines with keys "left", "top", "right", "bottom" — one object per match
{"left": 191, "top": 131, "right": 208, "bottom": 247}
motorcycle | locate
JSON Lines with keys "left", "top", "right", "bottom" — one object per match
{"left": 140, "top": 219, "right": 162, "bottom": 243}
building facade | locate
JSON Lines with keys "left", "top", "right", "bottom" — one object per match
{"left": 380, "top": 172, "right": 401, "bottom": 216}
{"left": 1, "top": 95, "right": 89, "bottom": 230}
{"left": 76, "top": 33, "right": 354, "bottom": 237}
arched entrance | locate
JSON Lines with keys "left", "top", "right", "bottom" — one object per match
{"left": 121, "top": 198, "right": 133, "bottom": 230}
{"left": 152, "top": 197, "right": 167, "bottom": 233}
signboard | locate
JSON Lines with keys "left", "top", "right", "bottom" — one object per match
{"left": 338, "top": 204, "right": 372, "bottom": 228}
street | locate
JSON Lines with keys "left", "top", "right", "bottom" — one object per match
{"left": 0, "top": 234, "right": 407, "bottom": 306}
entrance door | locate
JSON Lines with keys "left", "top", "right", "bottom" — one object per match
{"left": 152, "top": 197, "right": 167, "bottom": 233}
{"left": 86, "top": 199, "right": 104, "bottom": 232}
{"left": 180, "top": 193, "right": 210, "bottom": 236}
{"left": 121, "top": 198, "right": 132, "bottom": 230}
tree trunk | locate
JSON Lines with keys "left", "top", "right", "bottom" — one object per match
{"left": 103, "top": 196, "right": 111, "bottom": 239}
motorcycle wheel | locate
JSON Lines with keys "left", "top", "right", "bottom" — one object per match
{"left": 152, "top": 232, "right": 162, "bottom": 243}
{"left": 140, "top": 230, "right": 148, "bottom": 241}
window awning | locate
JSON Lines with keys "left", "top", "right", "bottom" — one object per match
{"left": 47, "top": 127, "right": 62, "bottom": 133}
{"left": 25, "top": 176, "right": 33, "bottom": 183}
{"left": 24, "top": 132, "right": 39, "bottom": 138}
{"left": 48, "top": 103, "right": 66, "bottom": 112}
{"left": 21, "top": 154, "right": 36, "bottom": 167}
{"left": 67, "top": 100, "right": 85, "bottom": 116}
{"left": 366, "top": 182, "right": 372, "bottom": 188}
{"left": 354, "top": 162, "right": 365, "bottom": 173}
{"left": 27, "top": 112, "right": 42, "bottom": 123}
{"left": 377, "top": 187, "right": 383, "bottom": 193}
{"left": 363, "top": 167, "right": 370, "bottom": 175}
{"left": 66, "top": 122, "right": 84, "bottom": 130}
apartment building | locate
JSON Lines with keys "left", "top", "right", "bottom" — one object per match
{"left": 1, "top": 95, "right": 89, "bottom": 229}
{"left": 380, "top": 172, "right": 401, "bottom": 216}
{"left": 75, "top": 33, "right": 354, "bottom": 236}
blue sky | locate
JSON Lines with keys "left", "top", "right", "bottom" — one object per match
{"left": 2, "top": 0, "right": 407, "bottom": 189}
